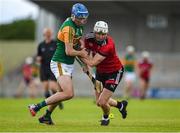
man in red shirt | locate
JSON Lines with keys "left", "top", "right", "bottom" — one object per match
{"left": 83, "top": 21, "right": 128, "bottom": 126}
{"left": 138, "top": 51, "right": 153, "bottom": 99}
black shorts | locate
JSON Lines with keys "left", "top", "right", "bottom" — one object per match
{"left": 40, "top": 65, "right": 56, "bottom": 81}
{"left": 96, "top": 67, "right": 124, "bottom": 92}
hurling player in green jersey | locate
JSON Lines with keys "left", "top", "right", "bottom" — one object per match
{"left": 123, "top": 45, "right": 137, "bottom": 99}
{"left": 28, "top": 3, "right": 89, "bottom": 125}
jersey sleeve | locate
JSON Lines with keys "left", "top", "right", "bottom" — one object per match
{"left": 57, "top": 26, "right": 75, "bottom": 44}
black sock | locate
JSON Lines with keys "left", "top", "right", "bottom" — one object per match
{"left": 116, "top": 101, "right": 122, "bottom": 109}
{"left": 103, "top": 114, "right": 109, "bottom": 119}
{"left": 45, "top": 91, "right": 51, "bottom": 98}
{"left": 35, "top": 100, "right": 47, "bottom": 111}
{"left": 45, "top": 109, "right": 52, "bottom": 118}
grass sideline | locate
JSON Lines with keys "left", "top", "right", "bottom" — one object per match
{"left": 0, "top": 40, "right": 36, "bottom": 74}
{"left": 0, "top": 98, "right": 180, "bottom": 132}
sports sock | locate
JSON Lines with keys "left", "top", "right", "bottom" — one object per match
{"left": 103, "top": 114, "right": 109, "bottom": 120}
{"left": 116, "top": 101, "right": 122, "bottom": 110}
{"left": 35, "top": 100, "right": 47, "bottom": 111}
{"left": 45, "top": 109, "right": 52, "bottom": 118}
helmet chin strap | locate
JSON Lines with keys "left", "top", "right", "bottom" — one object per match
{"left": 95, "top": 39, "right": 106, "bottom": 45}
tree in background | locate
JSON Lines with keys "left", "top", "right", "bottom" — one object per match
{"left": 0, "top": 18, "right": 35, "bottom": 40}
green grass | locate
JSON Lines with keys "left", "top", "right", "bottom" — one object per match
{"left": 0, "top": 98, "right": 180, "bottom": 132}
{"left": 0, "top": 41, "right": 36, "bottom": 74}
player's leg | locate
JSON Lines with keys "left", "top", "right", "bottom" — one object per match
{"left": 108, "top": 98, "right": 128, "bottom": 119}
{"left": 15, "top": 79, "right": 26, "bottom": 97}
{"left": 124, "top": 80, "right": 132, "bottom": 99}
{"left": 38, "top": 103, "right": 58, "bottom": 125}
{"left": 107, "top": 68, "right": 128, "bottom": 119}
{"left": 40, "top": 67, "right": 51, "bottom": 98}
{"left": 42, "top": 81, "right": 51, "bottom": 98}
{"left": 139, "top": 78, "right": 148, "bottom": 99}
{"left": 97, "top": 88, "right": 112, "bottom": 126}
{"left": 124, "top": 72, "right": 135, "bottom": 99}
{"left": 28, "top": 80, "right": 37, "bottom": 98}
{"left": 49, "top": 71, "right": 64, "bottom": 110}
{"left": 28, "top": 75, "right": 73, "bottom": 115}
{"left": 95, "top": 73, "right": 112, "bottom": 126}
{"left": 28, "top": 62, "right": 74, "bottom": 117}
{"left": 38, "top": 81, "right": 62, "bottom": 125}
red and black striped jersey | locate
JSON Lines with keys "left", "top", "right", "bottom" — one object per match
{"left": 85, "top": 33, "right": 123, "bottom": 74}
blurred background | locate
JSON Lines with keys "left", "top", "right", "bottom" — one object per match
{"left": 0, "top": 0, "right": 180, "bottom": 98}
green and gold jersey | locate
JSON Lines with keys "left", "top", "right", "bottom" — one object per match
{"left": 52, "top": 17, "right": 83, "bottom": 64}
{"left": 124, "top": 54, "right": 136, "bottom": 72}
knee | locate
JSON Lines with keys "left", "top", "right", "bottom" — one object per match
{"left": 65, "top": 92, "right": 74, "bottom": 100}
{"left": 97, "top": 99, "right": 107, "bottom": 107}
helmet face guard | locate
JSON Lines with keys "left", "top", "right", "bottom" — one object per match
{"left": 94, "top": 21, "right": 108, "bottom": 34}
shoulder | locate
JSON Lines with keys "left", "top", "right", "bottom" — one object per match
{"left": 38, "top": 41, "right": 45, "bottom": 47}
{"left": 105, "top": 36, "right": 115, "bottom": 49}
{"left": 107, "top": 36, "right": 114, "bottom": 43}
{"left": 61, "top": 18, "right": 75, "bottom": 30}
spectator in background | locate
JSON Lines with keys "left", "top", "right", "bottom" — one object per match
{"left": 15, "top": 57, "right": 37, "bottom": 98}
{"left": 138, "top": 51, "right": 153, "bottom": 99}
{"left": 36, "top": 28, "right": 63, "bottom": 109}
{"left": 123, "top": 45, "right": 137, "bottom": 99}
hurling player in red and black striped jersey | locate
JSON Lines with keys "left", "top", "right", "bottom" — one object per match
{"left": 83, "top": 21, "right": 128, "bottom": 126}
{"left": 138, "top": 51, "right": 153, "bottom": 99}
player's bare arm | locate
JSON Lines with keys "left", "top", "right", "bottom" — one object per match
{"left": 65, "top": 42, "right": 87, "bottom": 58}
{"left": 83, "top": 53, "right": 105, "bottom": 67}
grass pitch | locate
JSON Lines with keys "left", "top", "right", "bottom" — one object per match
{"left": 0, "top": 98, "right": 180, "bottom": 132}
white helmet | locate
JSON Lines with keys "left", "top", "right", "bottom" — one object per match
{"left": 25, "top": 57, "right": 33, "bottom": 65}
{"left": 142, "top": 51, "right": 150, "bottom": 58}
{"left": 93, "top": 21, "right": 108, "bottom": 34}
{"left": 126, "top": 45, "right": 135, "bottom": 53}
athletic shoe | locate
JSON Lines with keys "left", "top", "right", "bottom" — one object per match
{"left": 38, "top": 115, "right": 54, "bottom": 125}
{"left": 58, "top": 102, "right": 64, "bottom": 110}
{"left": 28, "top": 104, "right": 38, "bottom": 116}
{"left": 100, "top": 119, "right": 110, "bottom": 126}
{"left": 119, "top": 100, "right": 128, "bottom": 119}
